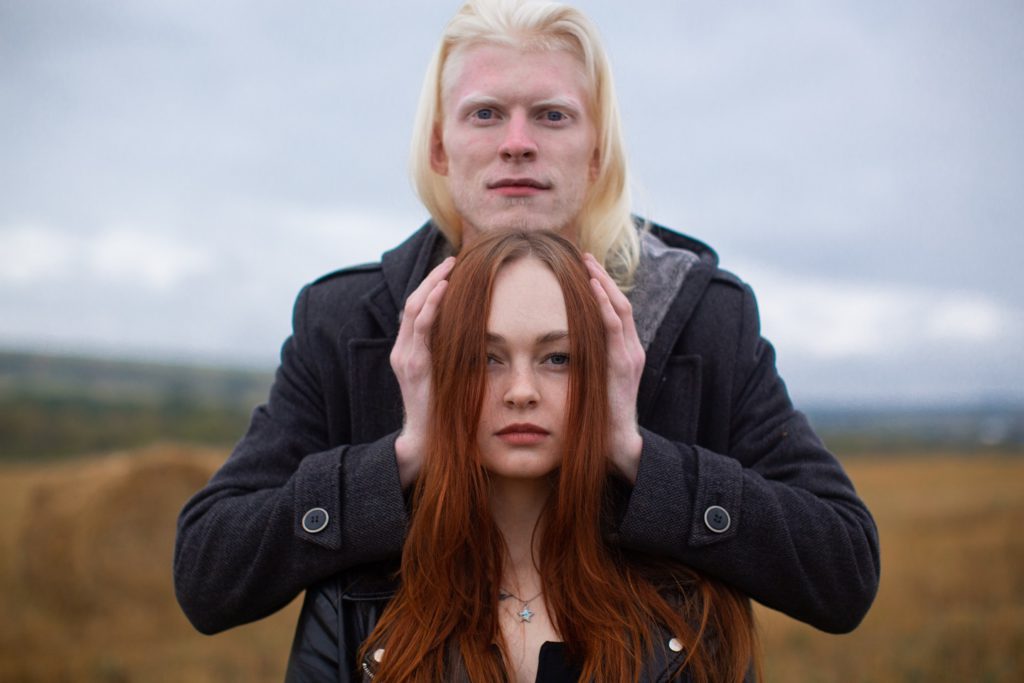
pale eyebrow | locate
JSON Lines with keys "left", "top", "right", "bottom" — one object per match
{"left": 486, "top": 331, "right": 569, "bottom": 345}
{"left": 533, "top": 97, "right": 583, "bottom": 114}
{"left": 455, "top": 94, "right": 583, "bottom": 116}
{"left": 456, "top": 94, "right": 501, "bottom": 114}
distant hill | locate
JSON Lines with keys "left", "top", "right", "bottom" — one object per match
{"left": 807, "top": 403, "right": 1024, "bottom": 454}
{"left": 1, "top": 350, "right": 1020, "bottom": 460}
{"left": 0, "top": 350, "right": 273, "bottom": 460}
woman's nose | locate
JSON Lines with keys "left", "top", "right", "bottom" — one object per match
{"left": 503, "top": 367, "right": 540, "bottom": 408}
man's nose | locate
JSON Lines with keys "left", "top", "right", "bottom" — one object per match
{"left": 499, "top": 112, "right": 537, "bottom": 162}
{"left": 503, "top": 367, "right": 540, "bottom": 408}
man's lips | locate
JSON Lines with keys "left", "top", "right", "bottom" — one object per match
{"left": 495, "top": 423, "right": 550, "bottom": 445}
{"left": 487, "top": 178, "right": 551, "bottom": 196}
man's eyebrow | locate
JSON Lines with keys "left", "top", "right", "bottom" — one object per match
{"left": 455, "top": 94, "right": 583, "bottom": 113}
{"left": 456, "top": 94, "right": 501, "bottom": 111}
{"left": 533, "top": 97, "right": 583, "bottom": 112}
{"left": 486, "top": 331, "right": 569, "bottom": 345}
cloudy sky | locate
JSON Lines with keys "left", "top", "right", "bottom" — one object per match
{"left": 2, "top": 0, "right": 1022, "bottom": 407}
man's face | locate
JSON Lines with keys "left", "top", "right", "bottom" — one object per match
{"left": 432, "top": 43, "right": 598, "bottom": 245}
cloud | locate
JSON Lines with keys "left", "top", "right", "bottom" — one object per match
{"left": 0, "top": 223, "right": 213, "bottom": 291}
{"left": 734, "top": 261, "right": 1020, "bottom": 360}
{"left": 0, "top": 224, "right": 74, "bottom": 283}
{"left": 89, "top": 228, "right": 213, "bottom": 290}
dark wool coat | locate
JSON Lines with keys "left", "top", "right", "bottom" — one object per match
{"left": 174, "top": 222, "right": 879, "bottom": 638}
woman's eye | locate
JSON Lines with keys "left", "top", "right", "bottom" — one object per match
{"left": 546, "top": 353, "right": 570, "bottom": 366}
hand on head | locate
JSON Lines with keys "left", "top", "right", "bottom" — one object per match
{"left": 584, "top": 252, "right": 644, "bottom": 482}
{"left": 391, "top": 256, "right": 455, "bottom": 487}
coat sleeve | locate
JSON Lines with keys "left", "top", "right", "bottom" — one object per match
{"left": 173, "top": 283, "right": 408, "bottom": 635}
{"left": 617, "top": 282, "right": 880, "bottom": 634}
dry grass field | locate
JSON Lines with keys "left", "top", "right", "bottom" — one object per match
{"left": 1, "top": 445, "right": 1021, "bottom": 682}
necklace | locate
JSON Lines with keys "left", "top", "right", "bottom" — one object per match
{"left": 499, "top": 588, "right": 543, "bottom": 623}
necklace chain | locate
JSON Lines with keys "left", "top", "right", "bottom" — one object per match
{"left": 499, "top": 588, "right": 543, "bottom": 603}
{"left": 499, "top": 588, "right": 543, "bottom": 623}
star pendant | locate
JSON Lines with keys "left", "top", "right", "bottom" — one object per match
{"left": 517, "top": 605, "right": 535, "bottom": 623}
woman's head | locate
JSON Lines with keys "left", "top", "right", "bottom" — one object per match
{"left": 475, "top": 255, "right": 570, "bottom": 481}
{"left": 428, "top": 230, "right": 609, "bottom": 488}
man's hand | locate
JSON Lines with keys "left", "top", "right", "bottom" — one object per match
{"left": 391, "top": 256, "right": 455, "bottom": 488}
{"left": 584, "top": 253, "right": 644, "bottom": 483}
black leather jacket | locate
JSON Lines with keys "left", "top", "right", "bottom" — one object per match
{"left": 284, "top": 561, "right": 713, "bottom": 682}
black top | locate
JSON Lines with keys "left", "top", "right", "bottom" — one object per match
{"left": 535, "top": 642, "right": 582, "bottom": 682}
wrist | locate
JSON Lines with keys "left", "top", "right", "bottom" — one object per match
{"left": 612, "top": 429, "right": 643, "bottom": 484}
{"left": 394, "top": 431, "right": 422, "bottom": 488}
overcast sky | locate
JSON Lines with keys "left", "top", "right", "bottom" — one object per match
{"left": 2, "top": 0, "right": 1022, "bottom": 407}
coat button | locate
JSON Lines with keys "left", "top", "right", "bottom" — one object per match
{"left": 373, "top": 648, "right": 385, "bottom": 663}
{"left": 703, "top": 505, "right": 731, "bottom": 533}
{"left": 668, "top": 637, "right": 683, "bottom": 652}
{"left": 302, "top": 507, "right": 329, "bottom": 534}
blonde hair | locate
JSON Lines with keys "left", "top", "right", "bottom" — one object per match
{"left": 410, "top": 0, "right": 641, "bottom": 288}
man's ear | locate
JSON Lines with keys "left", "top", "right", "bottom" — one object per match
{"left": 430, "top": 126, "right": 448, "bottom": 175}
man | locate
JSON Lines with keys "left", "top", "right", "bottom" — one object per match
{"left": 175, "top": 0, "right": 879, "bottom": 640}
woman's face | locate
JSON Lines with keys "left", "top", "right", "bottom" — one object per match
{"left": 476, "top": 256, "right": 569, "bottom": 481}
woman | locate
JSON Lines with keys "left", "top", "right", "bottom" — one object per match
{"left": 286, "top": 232, "right": 760, "bottom": 682}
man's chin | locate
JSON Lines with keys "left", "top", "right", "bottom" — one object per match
{"left": 465, "top": 211, "right": 576, "bottom": 241}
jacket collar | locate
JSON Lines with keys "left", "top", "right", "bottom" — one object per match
{"left": 347, "top": 568, "right": 693, "bottom": 683}
{"left": 644, "top": 218, "right": 718, "bottom": 267}
{"left": 366, "top": 222, "right": 448, "bottom": 337}
{"left": 634, "top": 221, "right": 717, "bottom": 425}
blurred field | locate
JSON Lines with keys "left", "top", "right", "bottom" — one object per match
{"left": 1, "top": 446, "right": 1022, "bottom": 682}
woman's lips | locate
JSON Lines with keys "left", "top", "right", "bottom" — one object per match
{"left": 496, "top": 423, "right": 550, "bottom": 446}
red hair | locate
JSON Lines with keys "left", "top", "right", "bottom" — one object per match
{"left": 362, "top": 231, "right": 759, "bottom": 682}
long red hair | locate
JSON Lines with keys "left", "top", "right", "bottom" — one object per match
{"left": 362, "top": 231, "right": 759, "bottom": 682}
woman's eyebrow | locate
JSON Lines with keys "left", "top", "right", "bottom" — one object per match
{"left": 536, "top": 331, "right": 569, "bottom": 344}
{"left": 485, "top": 331, "right": 568, "bottom": 345}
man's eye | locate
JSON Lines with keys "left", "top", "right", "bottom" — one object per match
{"left": 544, "top": 111, "right": 566, "bottom": 122}
{"left": 475, "top": 108, "right": 495, "bottom": 120}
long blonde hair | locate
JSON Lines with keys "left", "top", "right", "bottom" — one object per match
{"left": 409, "top": 0, "right": 641, "bottom": 288}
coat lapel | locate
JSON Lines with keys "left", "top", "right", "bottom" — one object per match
{"left": 637, "top": 259, "right": 713, "bottom": 431}
{"left": 348, "top": 222, "right": 447, "bottom": 444}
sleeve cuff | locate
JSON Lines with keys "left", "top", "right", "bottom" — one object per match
{"left": 293, "top": 432, "right": 408, "bottom": 560}
{"left": 618, "top": 428, "right": 743, "bottom": 555}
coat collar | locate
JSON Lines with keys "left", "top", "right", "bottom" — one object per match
{"left": 634, "top": 222, "right": 717, "bottom": 425}
{"left": 365, "top": 222, "right": 448, "bottom": 337}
